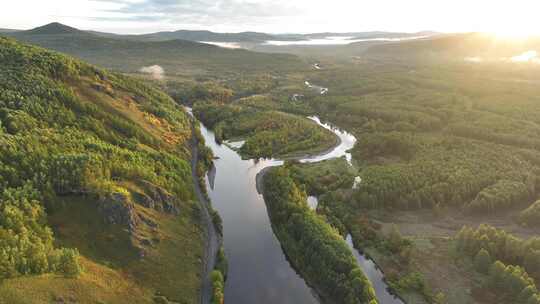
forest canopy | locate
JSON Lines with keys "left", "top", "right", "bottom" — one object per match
{"left": 0, "top": 37, "right": 195, "bottom": 280}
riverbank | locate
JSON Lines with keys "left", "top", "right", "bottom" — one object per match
{"left": 190, "top": 104, "right": 394, "bottom": 304}
{"left": 189, "top": 120, "right": 221, "bottom": 304}
{"left": 262, "top": 166, "right": 378, "bottom": 304}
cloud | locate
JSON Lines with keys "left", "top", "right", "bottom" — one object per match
{"left": 139, "top": 65, "right": 165, "bottom": 80}
{"left": 90, "top": 0, "right": 302, "bottom": 29}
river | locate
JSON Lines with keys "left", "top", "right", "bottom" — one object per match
{"left": 192, "top": 108, "right": 402, "bottom": 304}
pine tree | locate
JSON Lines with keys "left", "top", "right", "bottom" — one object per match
{"left": 474, "top": 248, "right": 492, "bottom": 274}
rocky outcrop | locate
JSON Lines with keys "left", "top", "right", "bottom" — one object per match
{"left": 134, "top": 180, "right": 181, "bottom": 215}
{"left": 96, "top": 181, "right": 183, "bottom": 261}
{"left": 98, "top": 192, "right": 140, "bottom": 232}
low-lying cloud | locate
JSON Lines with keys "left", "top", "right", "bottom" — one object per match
{"left": 511, "top": 51, "right": 539, "bottom": 63}
{"left": 139, "top": 65, "right": 164, "bottom": 80}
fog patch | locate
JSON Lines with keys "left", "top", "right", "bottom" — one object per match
{"left": 511, "top": 51, "right": 539, "bottom": 63}
{"left": 139, "top": 65, "right": 165, "bottom": 80}
{"left": 464, "top": 56, "right": 483, "bottom": 63}
{"left": 199, "top": 41, "right": 243, "bottom": 49}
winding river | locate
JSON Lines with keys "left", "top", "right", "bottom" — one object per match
{"left": 192, "top": 108, "right": 402, "bottom": 304}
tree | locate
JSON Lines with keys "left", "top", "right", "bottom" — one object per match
{"left": 489, "top": 261, "right": 507, "bottom": 289}
{"left": 434, "top": 292, "right": 447, "bottom": 304}
{"left": 474, "top": 249, "right": 492, "bottom": 274}
{"left": 210, "top": 270, "right": 224, "bottom": 304}
{"left": 524, "top": 250, "right": 540, "bottom": 275}
{"left": 57, "top": 249, "right": 81, "bottom": 277}
{"left": 388, "top": 224, "right": 404, "bottom": 252}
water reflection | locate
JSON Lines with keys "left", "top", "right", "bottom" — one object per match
{"left": 188, "top": 106, "right": 398, "bottom": 304}
{"left": 199, "top": 119, "right": 316, "bottom": 304}
{"left": 346, "top": 235, "right": 404, "bottom": 304}
{"left": 301, "top": 116, "right": 356, "bottom": 165}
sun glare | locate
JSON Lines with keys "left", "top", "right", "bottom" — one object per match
{"left": 489, "top": 23, "right": 539, "bottom": 40}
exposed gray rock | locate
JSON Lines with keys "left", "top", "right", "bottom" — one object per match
{"left": 136, "top": 180, "right": 181, "bottom": 215}
{"left": 98, "top": 192, "right": 140, "bottom": 232}
{"left": 132, "top": 191, "right": 157, "bottom": 210}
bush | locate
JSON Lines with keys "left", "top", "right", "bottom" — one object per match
{"left": 210, "top": 270, "right": 224, "bottom": 304}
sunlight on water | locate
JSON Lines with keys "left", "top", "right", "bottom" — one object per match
{"left": 301, "top": 116, "right": 356, "bottom": 165}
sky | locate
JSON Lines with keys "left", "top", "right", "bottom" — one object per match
{"left": 1, "top": 0, "right": 539, "bottom": 36}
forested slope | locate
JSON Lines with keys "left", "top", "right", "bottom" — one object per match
{"left": 294, "top": 56, "right": 540, "bottom": 302}
{"left": 8, "top": 23, "right": 305, "bottom": 76}
{"left": 0, "top": 37, "right": 205, "bottom": 303}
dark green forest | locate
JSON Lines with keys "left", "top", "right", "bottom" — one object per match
{"left": 263, "top": 166, "right": 378, "bottom": 304}
{"left": 456, "top": 225, "right": 540, "bottom": 303}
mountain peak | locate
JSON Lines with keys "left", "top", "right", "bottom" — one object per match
{"left": 24, "top": 22, "right": 87, "bottom": 35}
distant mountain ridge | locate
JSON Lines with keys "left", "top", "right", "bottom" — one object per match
{"left": 4, "top": 22, "right": 439, "bottom": 43}
{"left": 138, "top": 30, "right": 290, "bottom": 42}
{"left": 0, "top": 28, "right": 19, "bottom": 33}
{"left": 281, "top": 31, "right": 439, "bottom": 40}
{"left": 5, "top": 22, "right": 304, "bottom": 76}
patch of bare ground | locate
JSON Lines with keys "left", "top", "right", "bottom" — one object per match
{"left": 371, "top": 208, "right": 540, "bottom": 239}
{"left": 365, "top": 207, "right": 540, "bottom": 304}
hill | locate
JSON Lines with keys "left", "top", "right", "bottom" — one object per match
{"left": 87, "top": 29, "right": 291, "bottom": 43}
{"left": 6, "top": 23, "right": 305, "bottom": 76}
{"left": 0, "top": 36, "right": 206, "bottom": 303}
{"left": 19, "top": 22, "right": 91, "bottom": 36}
{"left": 0, "top": 28, "right": 19, "bottom": 33}
{"left": 363, "top": 33, "right": 540, "bottom": 61}
{"left": 138, "top": 29, "right": 284, "bottom": 42}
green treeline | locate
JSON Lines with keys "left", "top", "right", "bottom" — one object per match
{"left": 456, "top": 224, "right": 540, "bottom": 278}
{"left": 0, "top": 37, "right": 194, "bottom": 279}
{"left": 288, "top": 158, "right": 357, "bottom": 196}
{"left": 263, "top": 166, "right": 377, "bottom": 304}
{"left": 353, "top": 136, "right": 538, "bottom": 212}
{"left": 456, "top": 224, "right": 540, "bottom": 303}
{"left": 0, "top": 184, "right": 81, "bottom": 278}
{"left": 485, "top": 261, "right": 540, "bottom": 303}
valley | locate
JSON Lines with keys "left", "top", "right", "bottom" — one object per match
{"left": 1, "top": 17, "right": 540, "bottom": 304}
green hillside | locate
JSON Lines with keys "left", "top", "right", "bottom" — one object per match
{"left": 7, "top": 23, "right": 305, "bottom": 77}
{"left": 0, "top": 36, "right": 205, "bottom": 303}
